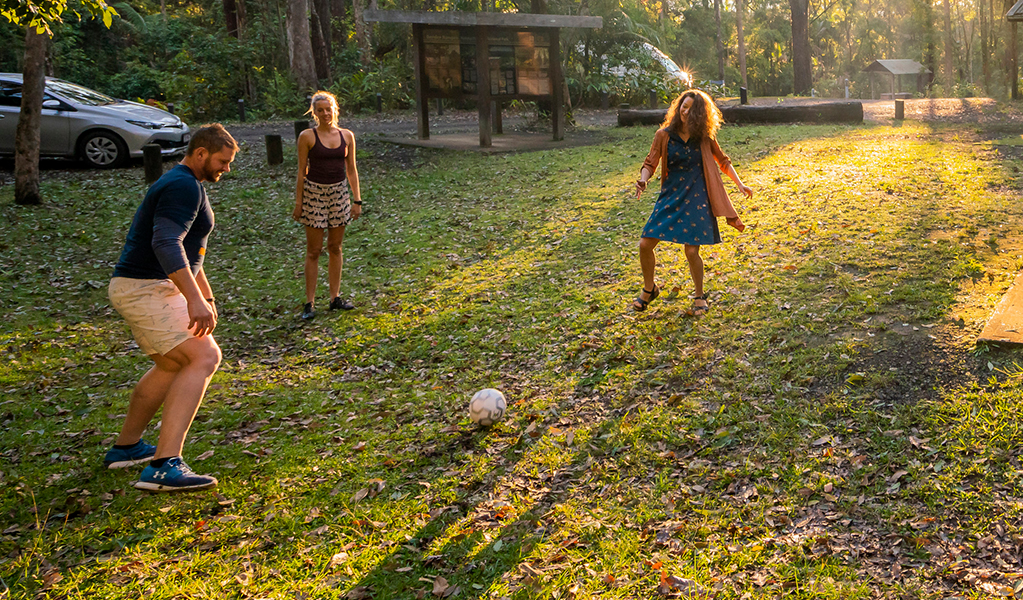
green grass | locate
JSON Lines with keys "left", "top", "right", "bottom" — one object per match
{"left": 3, "top": 119, "right": 1023, "bottom": 599}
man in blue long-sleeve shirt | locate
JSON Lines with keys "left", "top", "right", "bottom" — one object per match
{"left": 106, "top": 123, "right": 238, "bottom": 492}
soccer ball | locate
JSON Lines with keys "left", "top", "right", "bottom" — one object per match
{"left": 469, "top": 388, "right": 507, "bottom": 426}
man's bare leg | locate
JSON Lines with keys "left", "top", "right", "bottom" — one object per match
{"left": 152, "top": 335, "right": 222, "bottom": 459}
{"left": 115, "top": 356, "right": 181, "bottom": 446}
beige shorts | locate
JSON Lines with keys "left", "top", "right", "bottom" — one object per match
{"left": 108, "top": 277, "right": 194, "bottom": 356}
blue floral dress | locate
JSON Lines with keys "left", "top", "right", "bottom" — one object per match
{"left": 641, "top": 133, "right": 721, "bottom": 246}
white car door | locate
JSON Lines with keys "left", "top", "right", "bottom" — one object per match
{"left": 0, "top": 82, "right": 69, "bottom": 156}
{"left": 39, "top": 94, "right": 70, "bottom": 156}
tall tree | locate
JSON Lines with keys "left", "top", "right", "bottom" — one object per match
{"left": 310, "top": 0, "right": 331, "bottom": 80}
{"left": 789, "top": 0, "right": 811, "bottom": 94}
{"left": 714, "top": 0, "right": 725, "bottom": 81}
{"left": 14, "top": 27, "right": 46, "bottom": 205}
{"left": 2, "top": 0, "right": 116, "bottom": 205}
{"left": 736, "top": 0, "right": 748, "bottom": 89}
{"left": 941, "top": 0, "right": 954, "bottom": 94}
{"left": 286, "top": 0, "right": 318, "bottom": 88}
{"left": 352, "top": 0, "right": 371, "bottom": 66}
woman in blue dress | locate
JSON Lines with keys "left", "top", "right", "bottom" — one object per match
{"left": 633, "top": 89, "right": 753, "bottom": 316}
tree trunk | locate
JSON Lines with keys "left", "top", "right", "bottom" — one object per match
{"left": 15, "top": 27, "right": 46, "bottom": 206}
{"left": 736, "top": 0, "right": 747, "bottom": 89}
{"left": 714, "top": 0, "right": 725, "bottom": 82}
{"left": 980, "top": 0, "right": 990, "bottom": 93}
{"left": 942, "top": 0, "right": 954, "bottom": 95}
{"left": 352, "top": 0, "right": 371, "bottom": 66}
{"left": 287, "top": 0, "right": 318, "bottom": 89}
{"left": 789, "top": 0, "right": 811, "bottom": 95}
{"left": 1006, "top": 0, "right": 1016, "bottom": 93}
{"left": 224, "top": 0, "right": 240, "bottom": 37}
{"left": 330, "top": 0, "right": 346, "bottom": 50}
{"left": 310, "top": 0, "right": 331, "bottom": 81}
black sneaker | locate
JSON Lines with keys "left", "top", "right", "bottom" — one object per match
{"left": 329, "top": 296, "right": 355, "bottom": 311}
{"left": 134, "top": 457, "right": 218, "bottom": 492}
{"left": 301, "top": 302, "right": 315, "bottom": 320}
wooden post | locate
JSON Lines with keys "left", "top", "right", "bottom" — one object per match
{"left": 143, "top": 144, "right": 163, "bottom": 184}
{"left": 895, "top": 99, "right": 905, "bottom": 120}
{"left": 413, "top": 24, "right": 430, "bottom": 139}
{"left": 493, "top": 100, "right": 503, "bottom": 134}
{"left": 265, "top": 134, "right": 284, "bottom": 165}
{"left": 550, "top": 28, "right": 564, "bottom": 141}
{"left": 476, "top": 26, "right": 492, "bottom": 148}
{"left": 294, "top": 120, "right": 309, "bottom": 139}
{"left": 1014, "top": 23, "right": 1020, "bottom": 101}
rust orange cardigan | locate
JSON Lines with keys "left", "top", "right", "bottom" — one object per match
{"left": 640, "top": 128, "right": 739, "bottom": 220}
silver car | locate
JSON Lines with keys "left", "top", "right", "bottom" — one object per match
{"left": 0, "top": 74, "right": 190, "bottom": 168}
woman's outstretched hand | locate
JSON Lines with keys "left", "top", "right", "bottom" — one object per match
{"left": 739, "top": 184, "right": 754, "bottom": 198}
{"left": 635, "top": 179, "right": 647, "bottom": 199}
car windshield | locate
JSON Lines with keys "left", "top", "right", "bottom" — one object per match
{"left": 46, "top": 79, "right": 117, "bottom": 106}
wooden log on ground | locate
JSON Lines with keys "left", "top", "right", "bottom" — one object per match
{"left": 618, "top": 102, "right": 863, "bottom": 127}
{"left": 617, "top": 109, "right": 667, "bottom": 127}
{"left": 720, "top": 102, "right": 863, "bottom": 124}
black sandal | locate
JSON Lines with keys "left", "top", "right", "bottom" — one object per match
{"left": 686, "top": 293, "right": 710, "bottom": 317}
{"left": 633, "top": 285, "right": 660, "bottom": 311}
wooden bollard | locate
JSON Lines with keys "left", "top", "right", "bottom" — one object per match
{"left": 265, "top": 134, "right": 283, "bottom": 165}
{"left": 895, "top": 99, "right": 905, "bottom": 120}
{"left": 143, "top": 144, "right": 163, "bottom": 184}
{"left": 294, "top": 120, "right": 309, "bottom": 139}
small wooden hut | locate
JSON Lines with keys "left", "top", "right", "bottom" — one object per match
{"left": 1008, "top": 0, "right": 1023, "bottom": 99}
{"left": 862, "top": 59, "right": 931, "bottom": 99}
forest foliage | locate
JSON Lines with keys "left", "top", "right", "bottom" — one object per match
{"left": 0, "top": 0, "right": 1019, "bottom": 124}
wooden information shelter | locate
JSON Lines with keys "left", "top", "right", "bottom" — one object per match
{"left": 365, "top": 10, "right": 602, "bottom": 148}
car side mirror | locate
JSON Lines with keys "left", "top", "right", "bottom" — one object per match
{"left": 42, "top": 99, "right": 63, "bottom": 110}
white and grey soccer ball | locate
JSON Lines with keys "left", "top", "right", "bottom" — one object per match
{"left": 469, "top": 388, "right": 507, "bottom": 426}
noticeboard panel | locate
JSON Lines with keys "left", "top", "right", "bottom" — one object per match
{"left": 422, "top": 26, "right": 552, "bottom": 97}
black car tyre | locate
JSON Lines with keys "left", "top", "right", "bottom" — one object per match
{"left": 79, "top": 130, "right": 129, "bottom": 168}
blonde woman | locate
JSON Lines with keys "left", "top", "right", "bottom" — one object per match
{"left": 634, "top": 89, "right": 752, "bottom": 316}
{"left": 293, "top": 91, "right": 362, "bottom": 320}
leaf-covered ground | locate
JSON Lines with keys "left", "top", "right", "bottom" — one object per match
{"left": 3, "top": 119, "right": 1023, "bottom": 599}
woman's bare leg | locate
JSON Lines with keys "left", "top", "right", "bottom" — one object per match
{"left": 634, "top": 237, "right": 660, "bottom": 308}
{"left": 683, "top": 244, "right": 707, "bottom": 310}
{"left": 326, "top": 225, "right": 346, "bottom": 301}
{"left": 304, "top": 227, "right": 324, "bottom": 305}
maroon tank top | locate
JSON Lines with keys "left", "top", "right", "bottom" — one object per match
{"left": 306, "top": 128, "right": 347, "bottom": 184}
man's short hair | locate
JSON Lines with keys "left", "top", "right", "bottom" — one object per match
{"left": 186, "top": 123, "right": 239, "bottom": 156}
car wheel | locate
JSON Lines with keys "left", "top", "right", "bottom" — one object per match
{"left": 79, "top": 131, "right": 129, "bottom": 168}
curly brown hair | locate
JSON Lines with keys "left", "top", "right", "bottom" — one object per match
{"left": 659, "top": 89, "right": 722, "bottom": 143}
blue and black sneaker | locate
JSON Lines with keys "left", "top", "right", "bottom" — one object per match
{"left": 134, "top": 457, "right": 218, "bottom": 492}
{"left": 103, "top": 439, "right": 157, "bottom": 469}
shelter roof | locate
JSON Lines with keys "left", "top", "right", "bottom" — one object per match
{"left": 364, "top": 9, "right": 602, "bottom": 28}
{"left": 862, "top": 59, "right": 931, "bottom": 75}
{"left": 1008, "top": 0, "right": 1023, "bottom": 21}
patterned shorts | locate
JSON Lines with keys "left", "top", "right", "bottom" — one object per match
{"left": 108, "top": 277, "right": 195, "bottom": 356}
{"left": 298, "top": 178, "right": 352, "bottom": 229}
